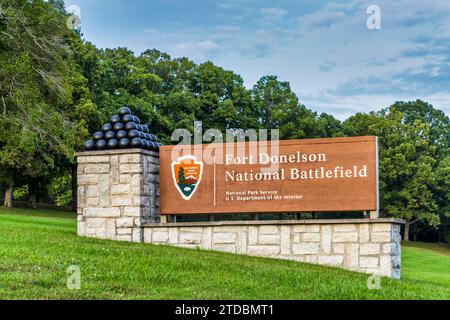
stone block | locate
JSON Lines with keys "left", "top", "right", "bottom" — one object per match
{"left": 78, "top": 156, "right": 110, "bottom": 164}
{"left": 179, "top": 232, "right": 202, "bottom": 244}
{"left": 148, "top": 164, "right": 159, "bottom": 174}
{"left": 360, "top": 256, "right": 379, "bottom": 268}
{"left": 83, "top": 208, "right": 120, "bottom": 217}
{"left": 332, "top": 232, "right": 358, "bottom": 243}
{"left": 321, "top": 225, "right": 332, "bottom": 254}
{"left": 371, "top": 232, "right": 391, "bottom": 243}
{"left": 280, "top": 226, "right": 291, "bottom": 255}
{"left": 86, "top": 218, "right": 106, "bottom": 228}
{"left": 116, "top": 217, "right": 134, "bottom": 228}
{"left": 143, "top": 228, "right": 152, "bottom": 242}
{"left": 77, "top": 186, "right": 85, "bottom": 207}
{"left": 345, "top": 243, "right": 359, "bottom": 267}
{"left": 78, "top": 174, "right": 99, "bottom": 185}
{"left": 120, "top": 163, "right": 143, "bottom": 174}
{"left": 333, "top": 224, "right": 356, "bottom": 232}
{"left": 124, "top": 207, "right": 141, "bottom": 217}
{"left": 258, "top": 225, "right": 279, "bottom": 235}
{"left": 293, "top": 225, "right": 320, "bottom": 233}
{"left": 379, "top": 255, "right": 393, "bottom": 277}
{"left": 333, "top": 243, "right": 345, "bottom": 254}
{"left": 116, "top": 235, "right": 132, "bottom": 242}
{"left": 258, "top": 234, "right": 280, "bottom": 245}
{"left": 319, "top": 255, "right": 344, "bottom": 266}
{"left": 132, "top": 228, "right": 141, "bottom": 243}
{"left": 249, "top": 227, "right": 258, "bottom": 245}
{"left": 119, "top": 154, "right": 141, "bottom": 164}
{"left": 247, "top": 245, "right": 280, "bottom": 256}
{"left": 214, "top": 244, "right": 236, "bottom": 253}
{"left": 213, "top": 232, "right": 236, "bottom": 244}
{"left": 111, "top": 184, "right": 131, "bottom": 195}
{"left": 86, "top": 186, "right": 99, "bottom": 198}
{"left": 119, "top": 174, "right": 131, "bottom": 184}
{"left": 106, "top": 219, "right": 116, "bottom": 239}
{"left": 84, "top": 164, "right": 110, "bottom": 174}
{"left": 372, "top": 223, "right": 391, "bottom": 232}
{"left": 86, "top": 198, "right": 99, "bottom": 206}
{"left": 360, "top": 243, "right": 380, "bottom": 255}
{"left": 98, "top": 175, "right": 110, "bottom": 207}
{"left": 77, "top": 222, "right": 86, "bottom": 236}
{"left": 201, "top": 227, "right": 212, "bottom": 249}
{"left": 302, "top": 233, "right": 320, "bottom": 243}
{"left": 293, "top": 243, "right": 319, "bottom": 255}
{"left": 117, "top": 228, "right": 132, "bottom": 235}
{"left": 359, "top": 224, "right": 370, "bottom": 243}
{"left": 111, "top": 195, "right": 132, "bottom": 206}
{"left": 152, "top": 231, "right": 169, "bottom": 243}
{"left": 168, "top": 228, "right": 179, "bottom": 244}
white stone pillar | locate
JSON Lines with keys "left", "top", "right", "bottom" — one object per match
{"left": 75, "top": 149, "right": 159, "bottom": 242}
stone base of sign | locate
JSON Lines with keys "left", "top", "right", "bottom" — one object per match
{"left": 75, "top": 150, "right": 403, "bottom": 279}
{"left": 75, "top": 149, "right": 160, "bottom": 242}
{"left": 141, "top": 219, "right": 403, "bottom": 279}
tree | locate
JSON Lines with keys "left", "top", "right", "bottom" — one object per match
{"left": 343, "top": 102, "right": 449, "bottom": 241}
{"left": 251, "top": 75, "right": 343, "bottom": 139}
{"left": 0, "top": 0, "right": 89, "bottom": 208}
{"left": 178, "top": 167, "right": 186, "bottom": 184}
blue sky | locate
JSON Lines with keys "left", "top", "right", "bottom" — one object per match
{"left": 64, "top": 0, "right": 450, "bottom": 120}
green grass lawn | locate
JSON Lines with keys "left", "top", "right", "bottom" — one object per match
{"left": 0, "top": 207, "right": 448, "bottom": 300}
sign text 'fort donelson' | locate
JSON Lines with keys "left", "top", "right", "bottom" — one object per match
{"left": 159, "top": 136, "right": 379, "bottom": 215}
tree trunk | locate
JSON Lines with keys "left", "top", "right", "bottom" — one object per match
{"left": 27, "top": 178, "right": 38, "bottom": 209}
{"left": 404, "top": 221, "right": 410, "bottom": 241}
{"left": 3, "top": 183, "right": 13, "bottom": 208}
{"left": 71, "top": 165, "right": 77, "bottom": 212}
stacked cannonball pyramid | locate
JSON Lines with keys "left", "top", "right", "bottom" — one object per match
{"left": 84, "top": 107, "right": 162, "bottom": 151}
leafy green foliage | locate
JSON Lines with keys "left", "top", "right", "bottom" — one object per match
{"left": 343, "top": 101, "right": 450, "bottom": 240}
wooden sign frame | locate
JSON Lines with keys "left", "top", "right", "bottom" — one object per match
{"left": 159, "top": 136, "right": 379, "bottom": 216}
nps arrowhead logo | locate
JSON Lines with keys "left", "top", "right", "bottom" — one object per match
{"left": 171, "top": 155, "right": 203, "bottom": 200}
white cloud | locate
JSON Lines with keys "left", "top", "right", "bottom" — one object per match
{"left": 260, "top": 8, "right": 287, "bottom": 21}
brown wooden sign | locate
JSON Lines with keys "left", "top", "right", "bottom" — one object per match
{"left": 159, "top": 136, "right": 378, "bottom": 215}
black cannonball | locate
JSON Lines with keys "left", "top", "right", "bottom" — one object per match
{"left": 130, "top": 137, "right": 143, "bottom": 148}
{"left": 148, "top": 134, "right": 157, "bottom": 142}
{"left": 105, "top": 131, "right": 116, "bottom": 140}
{"left": 141, "top": 139, "right": 150, "bottom": 149}
{"left": 141, "top": 124, "right": 149, "bottom": 133}
{"left": 95, "top": 139, "right": 107, "bottom": 150}
{"left": 152, "top": 142, "right": 160, "bottom": 151}
{"left": 124, "top": 122, "right": 137, "bottom": 131}
{"left": 113, "top": 122, "right": 124, "bottom": 131}
{"left": 107, "top": 138, "right": 118, "bottom": 149}
{"left": 116, "top": 130, "right": 128, "bottom": 140}
{"left": 119, "top": 138, "right": 130, "bottom": 148}
{"left": 111, "top": 115, "right": 121, "bottom": 124}
{"left": 127, "top": 129, "right": 139, "bottom": 139}
{"left": 138, "top": 131, "right": 146, "bottom": 139}
{"left": 121, "top": 114, "right": 134, "bottom": 123}
{"left": 85, "top": 140, "right": 95, "bottom": 150}
{"left": 101, "top": 123, "right": 113, "bottom": 132}
{"left": 146, "top": 141, "right": 156, "bottom": 151}
{"left": 143, "top": 133, "right": 150, "bottom": 140}
{"left": 119, "top": 107, "right": 132, "bottom": 117}
{"left": 93, "top": 131, "right": 104, "bottom": 141}
{"left": 132, "top": 116, "right": 141, "bottom": 124}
